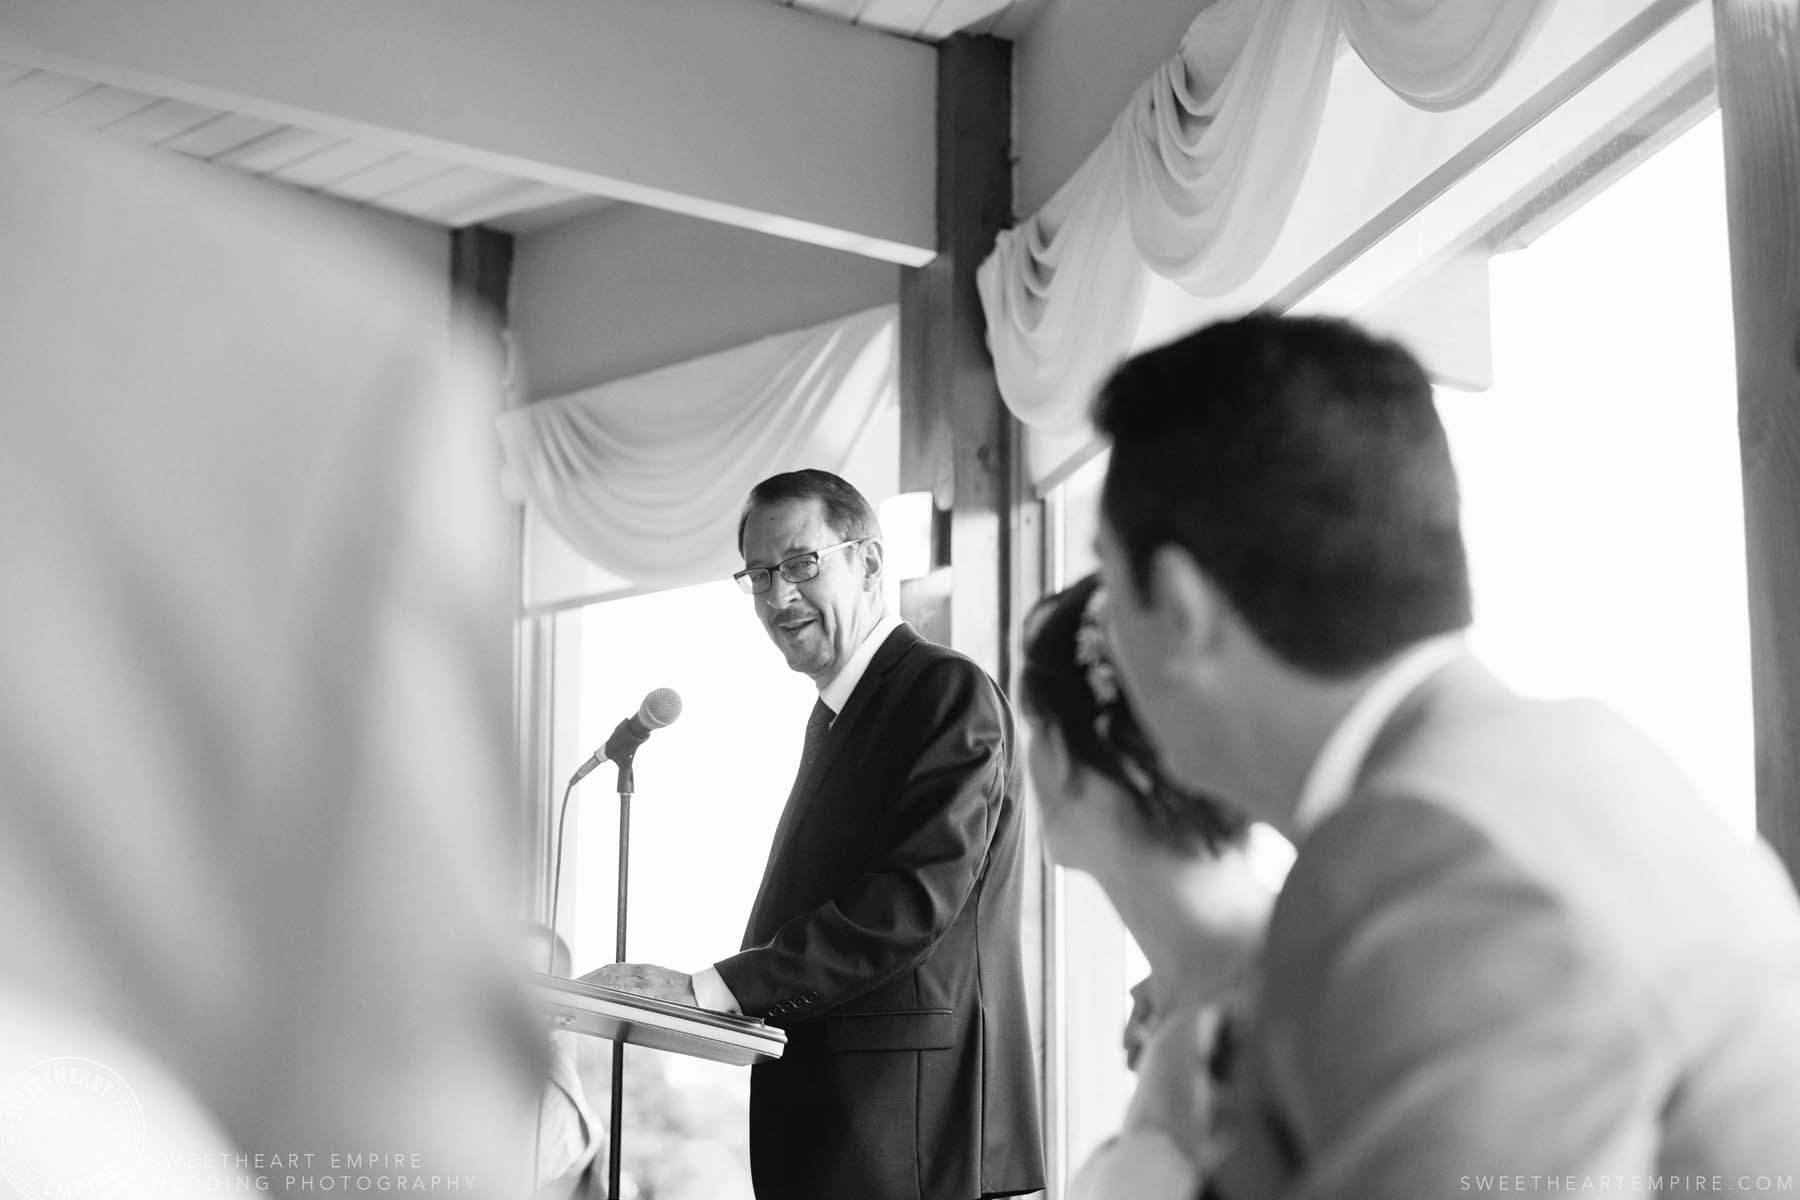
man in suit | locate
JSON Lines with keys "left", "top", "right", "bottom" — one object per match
{"left": 586, "top": 469, "right": 1045, "bottom": 1200}
{"left": 1090, "top": 313, "right": 1800, "bottom": 1196}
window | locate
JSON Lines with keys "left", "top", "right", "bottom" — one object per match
{"left": 1023, "top": 20, "right": 1740, "bottom": 1192}
{"left": 1437, "top": 109, "right": 1750, "bottom": 836}
{"left": 1038, "top": 453, "right": 1142, "bottom": 1183}
{"left": 551, "top": 579, "right": 814, "bottom": 1200}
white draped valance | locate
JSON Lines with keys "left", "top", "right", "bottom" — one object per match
{"left": 497, "top": 305, "right": 898, "bottom": 591}
{"left": 977, "top": 0, "right": 1553, "bottom": 444}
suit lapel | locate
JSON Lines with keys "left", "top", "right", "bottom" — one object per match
{"left": 742, "top": 625, "right": 919, "bottom": 946}
{"left": 798, "top": 624, "right": 919, "bottom": 798}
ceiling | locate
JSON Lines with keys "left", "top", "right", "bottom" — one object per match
{"left": 779, "top": 0, "right": 1044, "bottom": 42}
{"left": 0, "top": 0, "right": 1045, "bottom": 237}
{"left": 0, "top": 57, "right": 606, "bottom": 231}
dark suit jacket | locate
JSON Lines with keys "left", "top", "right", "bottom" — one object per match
{"left": 714, "top": 623, "right": 1045, "bottom": 1200}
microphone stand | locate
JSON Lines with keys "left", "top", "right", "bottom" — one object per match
{"left": 607, "top": 750, "right": 637, "bottom": 1200}
{"left": 553, "top": 700, "right": 675, "bottom": 1200}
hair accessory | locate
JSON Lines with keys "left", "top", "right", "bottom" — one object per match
{"left": 1073, "top": 583, "right": 1119, "bottom": 710}
{"left": 1061, "top": 579, "right": 1158, "bottom": 798}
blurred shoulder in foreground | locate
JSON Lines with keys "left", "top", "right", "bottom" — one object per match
{"left": 0, "top": 116, "right": 541, "bottom": 1193}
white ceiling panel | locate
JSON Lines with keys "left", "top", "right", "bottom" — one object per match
{"left": 791, "top": 0, "right": 868, "bottom": 21}
{"left": 3, "top": 0, "right": 1048, "bottom": 237}
{"left": 981, "top": 0, "right": 1047, "bottom": 39}
{"left": 326, "top": 154, "right": 462, "bottom": 204}
{"left": 376, "top": 165, "right": 527, "bottom": 222}
{"left": 481, "top": 193, "right": 619, "bottom": 236}
{"left": 154, "top": 112, "right": 284, "bottom": 159}
{"left": 102, "top": 96, "right": 220, "bottom": 143}
{"left": 0, "top": 68, "right": 91, "bottom": 114}
{"left": 445, "top": 179, "right": 592, "bottom": 229}
{"left": 854, "top": 0, "right": 933, "bottom": 39}
{"left": 212, "top": 126, "right": 340, "bottom": 175}
{"left": 778, "top": 0, "right": 1042, "bottom": 40}
{"left": 276, "top": 139, "right": 403, "bottom": 189}
{"left": 39, "top": 80, "right": 157, "bottom": 128}
{"left": 0, "top": 56, "right": 616, "bottom": 232}
{"left": 1, "top": 4, "right": 941, "bottom": 252}
{"left": 916, "top": 0, "right": 1020, "bottom": 40}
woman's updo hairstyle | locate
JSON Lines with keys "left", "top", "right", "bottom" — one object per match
{"left": 1019, "top": 573, "right": 1248, "bottom": 856}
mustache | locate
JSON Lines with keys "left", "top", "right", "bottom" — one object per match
{"left": 768, "top": 607, "right": 816, "bottom": 624}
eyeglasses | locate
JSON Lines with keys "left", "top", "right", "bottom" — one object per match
{"left": 733, "top": 539, "right": 865, "bottom": 595}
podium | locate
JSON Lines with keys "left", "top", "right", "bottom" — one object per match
{"left": 530, "top": 973, "right": 786, "bottom": 1067}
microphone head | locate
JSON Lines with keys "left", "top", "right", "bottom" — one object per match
{"left": 637, "top": 687, "right": 683, "bottom": 731}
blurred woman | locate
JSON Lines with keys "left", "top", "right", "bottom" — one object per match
{"left": 1019, "top": 573, "right": 1275, "bottom": 1197}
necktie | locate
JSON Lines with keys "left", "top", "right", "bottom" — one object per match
{"left": 798, "top": 699, "right": 834, "bottom": 781}
{"left": 742, "top": 698, "right": 837, "bottom": 948}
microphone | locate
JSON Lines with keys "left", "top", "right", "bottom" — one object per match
{"left": 569, "top": 688, "right": 683, "bottom": 784}
{"left": 545, "top": 687, "right": 681, "bottom": 989}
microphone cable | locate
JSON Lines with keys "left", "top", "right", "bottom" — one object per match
{"left": 547, "top": 776, "right": 578, "bottom": 955}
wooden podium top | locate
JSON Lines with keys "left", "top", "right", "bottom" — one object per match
{"left": 530, "top": 973, "right": 786, "bottom": 1067}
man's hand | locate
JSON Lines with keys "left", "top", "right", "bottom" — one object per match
{"left": 578, "top": 962, "right": 697, "bottom": 1006}
{"left": 1124, "top": 1004, "right": 1222, "bottom": 1152}
{"left": 1124, "top": 974, "right": 1158, "bottom": 1072}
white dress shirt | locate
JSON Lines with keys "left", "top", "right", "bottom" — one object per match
{"left": 692, "top": 611, "right": 904, "bottom": 1013}
{"left": 1292, "top": 634, "right": 1465, "bottom": 836}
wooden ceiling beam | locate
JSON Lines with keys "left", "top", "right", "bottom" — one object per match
{"left": 0, "top": 0, "right": 937, "bottom": 264}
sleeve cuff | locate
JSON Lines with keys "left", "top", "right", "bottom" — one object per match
{"left": 691, "top": 965, "right": 742, "bottom": 1014}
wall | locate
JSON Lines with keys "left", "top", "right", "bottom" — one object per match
{"left": 511, "top": 202, "right": 898, "bottom": 401}
{"left": 506, "top": 2, "right": 1212, "bottom": 401}
{"left": 329, "top": 190, "right": 452, "bottom": 331}
{"left": 1011, "top": 0, "right": 1210, "bottom": 215}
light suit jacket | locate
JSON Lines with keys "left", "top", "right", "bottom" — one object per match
{"left": 1215, "top": 656, "right": 1800, "bottom": 1199}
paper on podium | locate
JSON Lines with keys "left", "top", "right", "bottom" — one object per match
{"left": 530, "top": 973, "right": 786, "bottom": 1067}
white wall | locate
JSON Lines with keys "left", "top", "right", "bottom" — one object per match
{"left": 1011, "top": 0, "right": 1209, "bottom": 215}
{"left": 1, "top": 0, "right": 936, "bottom": 264}
{"left": 511, "top": 201, "right": 898, "bottom": 401}
{"left": 509, "top": 2, "right": 1217, "bottom": 403}
{"left": 330, "top": 191, "right": 452, "bottom": 331}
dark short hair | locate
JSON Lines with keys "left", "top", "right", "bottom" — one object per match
{"left": 1020, "top": 574, "right": 1249, "bottom": 856}
{"left": 737, "top": 469, "right": 881, "bottom": 555}
{"left": 1095, "top": 312, "right": 1471, "bottom": 676}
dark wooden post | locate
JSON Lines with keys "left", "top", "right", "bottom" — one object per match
{"left": 897, "top": 34, "right": 1018, "bottom": 683}
{"left": 450, "top": 224, "right": 543, "bottom": 903}
{"left": 896, "top": 45, "right": 1047, "bottom": 1193}
{"left": 450, "top": 224, "right": 514, "bottom": 363}
{"left": 1714, "top": 0, "right": 1800, "bottom": 886}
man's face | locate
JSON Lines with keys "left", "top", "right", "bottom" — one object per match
{"left": 1096, "top": 513, "right": 1223, "bottom": 795}
{"left": 741, "top": 497, "right": 879, "bottom": 685}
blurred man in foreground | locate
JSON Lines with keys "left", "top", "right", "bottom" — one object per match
{"left": 0, "top": 117, "right": 540, "bottom": 1194}
{"left": 1093, "top": 312, "right": 1800, "bottom": 1197}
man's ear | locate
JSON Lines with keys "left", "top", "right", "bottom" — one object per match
{"left": 859, "top": 537, "right": 885, "bottom": 591}
{"left": 1146, "top": 544, "right": 1226, "bottom": 662}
